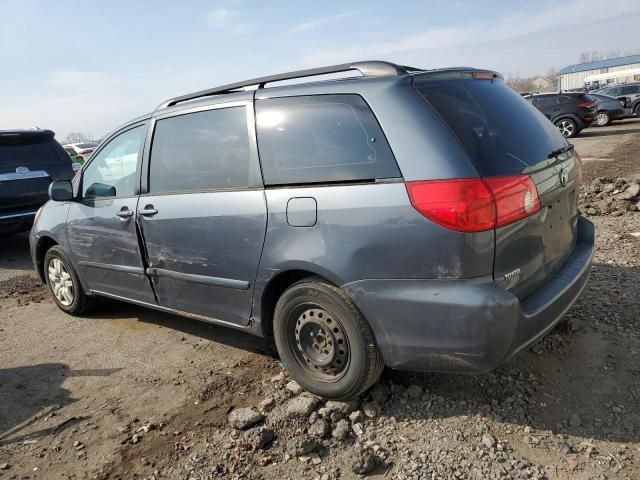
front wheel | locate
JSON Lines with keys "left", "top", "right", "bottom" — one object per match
{"left": 593, "top": 111, "right": 610, "bottom": 127}
{"left": 555, "top": 118, "right": 578, "bottom": 138}
{"left": 44, "top": 246, "right": 96, "bottom": 315}
{"left": 273, "top": 278, "right": 384, "bottom": 399}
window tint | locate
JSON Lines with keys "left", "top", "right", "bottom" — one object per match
{"left": 558, "top": 95, "right": 575, "bottom": 104}
{"left": 149, "top": 107, "right": 251, "bottom": 193}
{"left": 256, "top": 95, "right": 399, "bottom": 185}
{"left": 82, "top": 126, "right": 144, "bottom": 198}
{"left": 0, "top": 139, "right": 60, "bottom": 170}
{"left": 621, "top": 85, "right": 640, "bottom": 95}
{"left": 535, "top": 96, "right": 558, "bottom": 108}
{"left": 415, "top": 77, "right": 566, "bottom": 176}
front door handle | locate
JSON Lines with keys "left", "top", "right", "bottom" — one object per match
{"left": 139, "top": 205, "right": 158, "bottom": 217}
{"left": 116, "top": 208, "right": 133, "bottom": 219}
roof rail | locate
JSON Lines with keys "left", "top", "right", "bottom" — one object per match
{"left": 156, "top": 60, "right": 418, "bottom": 110}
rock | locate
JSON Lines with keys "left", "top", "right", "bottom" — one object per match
{"left": 228, "top": 408, "right": 264, "bottom": 430}
{"left": 308, "top": 419, "right": 330, "bottom": 439}
{"left": 369, "top": 382, "right": 390, "bottom": 404}
{"left": 324, "top": 400, "right": 358, "bottom": 415}
{"left": 569, "top": 413, "right": 582, "bottom": 427}
{"left": 482, "top": 433, "right": 497, "bottom": 449}
{"left": 624, "top": 182, "right": 640, "bottom": 199}
{"left": 344, "top": 448, "right": 375, "bottom": 474}
{"left": 0, "top": 463, "right": 9, "bottom": 470}
{"left": 270, "top": 372, "right": 285, "bottom": 383}
{"left": 286, "top": 437, "right": 318, "bottom": 456}
{"left": 349, "top": 410, "right": 364, "bottom": 423}
{"left": 332, "top": 419, "right": 350, "bottom": 440}
{"left": 285, "top": 395, "right": 319, "bottom": 418}
{"left": 362, "top": 401, "right": 380, "bottom": 418}
{"left": 259, "top": 397, "right": 275, "bottom": 412}
{"left": 406, "top": 384, "right": 423, "bottom": 399}
{"left": 285, "top": 380, "right": 303, "bottom": 395}
{"left": 131, "top": 433, "right": 142, "bottom": 444}
{"left": 243, "top": 426, "right": 274, "bottom": 450}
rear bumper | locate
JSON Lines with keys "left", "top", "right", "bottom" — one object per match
{"left": 343, "top": 216, "right": 594, "bottom": 373}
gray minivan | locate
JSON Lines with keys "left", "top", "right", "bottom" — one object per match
{"left": 30, "top": 61, "right": 594, "bottom": 399}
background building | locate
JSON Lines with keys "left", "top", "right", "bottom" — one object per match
{"left": 558, "top": 54, "right": 640, "bottom": 90}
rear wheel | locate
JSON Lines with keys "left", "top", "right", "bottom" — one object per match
{"left": 273, "top": 278, "right": 383, "bottom": 399}
{"left": 555, "top": 118, "right": 578, "bottom": 138}
{"left": 634, "top": 103, "right": 640, "bottom": 116}
{"left": 594, "top": 111, "right": 610, "bottom": 127}
{"left": 44, "top": 246, "right": 96, "bottom": 315}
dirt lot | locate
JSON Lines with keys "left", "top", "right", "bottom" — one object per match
{"left": 1, "top": 119, "right": 640, "bottom": 480}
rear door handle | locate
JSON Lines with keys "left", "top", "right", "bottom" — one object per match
{"left": 138, "top": 206, "right": 158, "bottom": 217}
{"left": 116, "top": 208, "right": 133, "bottom": 219}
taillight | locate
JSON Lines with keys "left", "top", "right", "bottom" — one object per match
{"left": 406, "top": 175, "right": 540, "bottom": 233}
{"left": 577, "top": 101, "right": 594, "bottom": 108}
{"left": 485, "top": 176, "right": 541, "bottom": 228}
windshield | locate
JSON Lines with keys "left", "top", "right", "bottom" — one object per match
{"left": 414, "top": 76, "right": 567, "bottom": 176}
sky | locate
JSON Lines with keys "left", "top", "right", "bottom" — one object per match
{"left": 1, "top": 0, "right": 639, "bottom": 141}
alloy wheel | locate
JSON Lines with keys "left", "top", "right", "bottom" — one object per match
{"left": 48, "top": 258, "right": 74, "bottom": 306}
{"left": 594, "top": 113, "right": 609, "bottom": 126}
{"left": 556, "top": 120, "right": 575, "bottom": 137}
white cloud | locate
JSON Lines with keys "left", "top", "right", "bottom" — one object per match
{"left": 205, "top": 8, "right": 252, "bottom": 34}
{"left": 302, "top": 0, "right": 640, "bottom": 73}
{"left": 290, "top": 11, "right": 357, "bottom": 33}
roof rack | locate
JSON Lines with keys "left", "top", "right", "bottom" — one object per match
{"left": 156, "top": 60, "right": 420, "bottom": 110}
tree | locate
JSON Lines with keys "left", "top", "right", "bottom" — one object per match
{"left": 63, "top": 132, "right": 90, "bottom": 144}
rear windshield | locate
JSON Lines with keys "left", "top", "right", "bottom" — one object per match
{"left": 414, "top": 77, "right": 566, "bottom": 176}
{"left": 0, "top": 137, "right": 61, "bottom": 170}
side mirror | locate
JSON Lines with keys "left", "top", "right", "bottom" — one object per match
{"left": 49, "top": 180, "right": 74, "bottom": 201}
{"left": 85, "top": 182, "right": 116, "bottom": 198}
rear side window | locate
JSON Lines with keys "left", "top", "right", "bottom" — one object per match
{"left": 149, "top": 107, "right": 251, "bottom": 193}
{"left": 0, "top": 136, "right": 61, "bottom": 171}
{"left": 535, "top": 96, "right": 558, "bottom": 108}
{"left": 256, "top": 95, "right": 399, "bottom": 185}
{"left": 621, "top": 85, "right": 640, "bottom": 95}
{"left": 415, "top": 78, "right": 566, "bottom": 176}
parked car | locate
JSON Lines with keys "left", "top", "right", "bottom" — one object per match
{"left": 63, "top": 142, "right": 98, "bottom": 164}
{"left": 587, "top": 93, "right": 626, "bottom": 126}
{"left": 30, "top": 61, "right": 594, "bottom": 399}
{"left": 1, "top": 129, "right": 75, "bottom": 235}
{"left": 593, "top": 83, "right": 640, "bottom": 118}
{"left": 526, "top": 92, "right": 597, "bottom": 137}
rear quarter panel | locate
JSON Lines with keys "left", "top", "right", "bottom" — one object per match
{"left": 255, "top": 182, "right": 494, "bottom": 286}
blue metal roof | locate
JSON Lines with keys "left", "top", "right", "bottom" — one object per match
{"left": 559, "top": 54, "right": 640, "bottom": 75}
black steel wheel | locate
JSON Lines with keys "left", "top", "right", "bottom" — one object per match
{"left": 274, "top": 278, "right": 383, "bottom": 399}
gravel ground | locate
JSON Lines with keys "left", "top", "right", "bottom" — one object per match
{"left": 1, "top": 119, "right": 639, "bottom": 480}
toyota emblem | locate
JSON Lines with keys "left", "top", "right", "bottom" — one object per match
{"left": 559, "top": 167, "right": 569, "bottom": 187}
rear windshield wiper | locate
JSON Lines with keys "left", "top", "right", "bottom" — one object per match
{"left": 547, "top": 144, "right": 574, "bottom": 160}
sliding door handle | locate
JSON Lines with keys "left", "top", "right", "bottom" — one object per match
{"left": 138, "top": 206, "right": 158, "bottom": 217}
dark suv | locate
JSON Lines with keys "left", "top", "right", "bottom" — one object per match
{"left": 31, "top": 61, "right": 594, "bottom": 399}
{"left": 1, "top": 129, "right": 75, "bottom": 235}
{"left": 527, "top": 93, "right": 597, "bottom": 137}
{"left": 594, "top": 83, "right": 640, "bottom": 117}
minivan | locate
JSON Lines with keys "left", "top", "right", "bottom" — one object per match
{"left": 31, "top": 61, "right": 594, "bottom": 399}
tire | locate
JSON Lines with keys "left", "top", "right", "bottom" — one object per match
{"left": 44, "top": 246, "right": 96, "bottom": 315}
{"left": 593, "top": 111, "right": 610, "bottom": 127}
{"left": 634, "top": 103, "right": 640, "bottom": 116}
{"left": 273, "top": 278, "right": 384, "bottom": 400}
{"left": 555, "top": 118, "right": 578, "bottom": 138}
